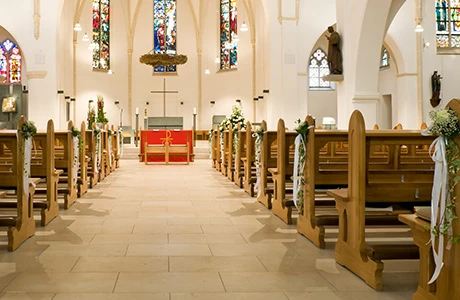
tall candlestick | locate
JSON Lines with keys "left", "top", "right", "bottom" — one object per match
{"left": 193, "top": 107, "right": 197, "bottom": 115}
{"left": 135, "top": 107, "right": 139, "bottom": 115}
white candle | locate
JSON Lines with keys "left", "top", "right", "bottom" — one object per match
{"left": 135, "top": 107, "right": 139, "bottom": 115}
{"left": 193, "top": 107, "right": 197, "bottom": 115}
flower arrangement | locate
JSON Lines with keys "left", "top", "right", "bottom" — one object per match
{"left": 425, "top": 107, "right": 460, "bottom": 243}
{"left": 139, "top": 52, "right": 188, "bottom": 67}
{"left": 71, "top": 126, "right": 84, "bottom": 155}
{"left": 87, "top": 102, "right": 96, "bottom": 130}
{"left": 293, "top": 119, "right": 312, "bottom": 214}
{"left": 96, "top": 95, "right": 109, "bottom": 125}
{"left": 219, "top": 105, "right": 246, "bottom": 133}
{"left": 424, "top": 107, "right": 460, "bottom": 283}
{"left": 19, "top": 121, "right": 37, "bottom": 140}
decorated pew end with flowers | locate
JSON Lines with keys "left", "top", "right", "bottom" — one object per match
{"left": 399, "top": 98, "right": 460, "bottom": 300}
{"left": 327, "top": 109, "right": 437, "bottom": 291}
{"left": 0, "top": 115, "right": 37, "bottom": 251}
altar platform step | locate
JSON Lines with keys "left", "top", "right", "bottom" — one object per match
{"left": 194, "top": 140, "right": 211, "bottom": 160}
{"left": 119, "top": 142, "right": 210, "bottom": 160}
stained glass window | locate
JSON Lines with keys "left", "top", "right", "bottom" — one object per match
{"left": 92, "top": 0, "right": 110, "bottom": 70}
{"left": 0, "top": 39, "right": 21, "bottom": 84}
{"left": 380, "top": 47, "right": 390, "bottom": 69}
{"left": 154, "top": 0, "right": 177, "bottom": 73}
{"left": 309, "top": 49, "right": 330, "bottom": 88}
{"left": 220, "top": 0, "right": 238, "bottom": 70}
{"left": 436, "top": 0, "right": 460, "bottom": 48}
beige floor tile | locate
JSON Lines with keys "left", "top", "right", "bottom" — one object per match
{"left": 169, "top": 233, "right": 246, "bottom": 244}
{"left": 257, "top": 255, "right": 318, "bottom": 272}
{"left": 53, "top": 293, "right": 169, "bottom": 300}
{"left": 5, "top": 273, "right": 118, "bottom": 293}
{"left": 210, "top": 243, "right": 296, "bottom": 257}
{"left": 171, "top": 292, "right": 288, "bottom": 300}
{"left": 170, "top": 256, "right": 266, "bottom": 272}
{"left": 90, "top": 233, "right": 167, "bottom": 244}
{"left": 167, "top": 218, "right": 232, "bottom": 226}
{"left": 127, "top": 244, "right": 212, "bottom": 256}
{"left": 39, "top": 244, "right": 128, "bottom": 257}
{"left": 284, "top": 291, "right": 342, "bottom": 300}
{"left": 65, "top": 224, "right": 134, "bottom": 234}
{"left": 201, "top": 224, "right": 273, "bottom": 234}
{"left": 220, "top": 272, "right": 334, "bottom": 292}
{"left": 0, "top": 272, "right": 20, "bottom": 292}
{"left": 133, "top": 225, "right": 202, "bottom": 234}
{"left": 0, "top": 256, "right": 79, "bottom": 273}
{"left": 72, "top": 256, "right": 168, "bottom": 273}
{"left": 114, "top": 272, "right": 225, "bottom": 293}
{"left": 0, "top": 294, "right": 55, "bottom": 300}
{"left": 333, "top": 291, "right": 414, "bottom": 300}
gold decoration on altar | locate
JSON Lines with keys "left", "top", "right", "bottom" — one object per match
{"left": 139, "top": 51, "right": 188, "bottom": 67}
{"left": 160, "top": 130, "right": 174, "bottom": 145}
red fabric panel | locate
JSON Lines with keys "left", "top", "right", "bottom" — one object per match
{"left": 140, "top": 130, "right": 194, "bottom": 162}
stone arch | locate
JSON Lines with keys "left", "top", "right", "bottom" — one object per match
{"left": 354, "top": 0, "right": 406, "bottom": 94}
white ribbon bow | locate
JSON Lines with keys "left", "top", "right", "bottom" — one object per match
{"left": 427, "top": 135, "right": 451, "bottom": 284}
{"left": 293, "top": 134, "right": 306, "bottom": 209}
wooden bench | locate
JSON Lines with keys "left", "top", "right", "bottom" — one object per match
{"left": 85, "top": 125, "right": 98, "bottom": 188}
{"left": 397, "top": 99, "right": 460, "bottom": 300}
{"left": 220, "top": 125, "right": 230, "bottom": 177}
{"left": 54, "top": 121, "right": 78, "bottom": 209}
{"left": 144, "top": 141, "right": 190, "bottom": 165}
{"left": 29, "top": 119, "right": 61, "bottom": 226}
{"left": 242, "top": 121, "right": 257, "bottom": 196}
{"left": 270, "top": 119, "right": 297, "bottom": 224}
{"left": 0, "top": 116, "right": 36, "bottom": 251}
{"left": 257, "top": 123, "right": 278, "bottom": 209}
{"left": 211, "top": 129, "right": 220, "bottom": 168}
{"left": 78, "top": 121, "right": 89, "bottom": 197}
{"left": 327, "top": 110, "right": 436, "bottom": 290}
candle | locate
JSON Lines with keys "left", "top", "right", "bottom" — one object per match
{"left": 135, "top": 107, "right": 139, "bottom": 115}
{"left": 193, "top": 107, "right": 197, "bottom": 115}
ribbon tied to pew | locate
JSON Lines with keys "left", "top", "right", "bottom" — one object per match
{"left": 252, "top": 130, "right": 264, "bottom": 197}
{"left": 427, "top": 135, "right": 450, "bottom": 284}
{"left": 293, "top": 123, "right": 314, "bottom": 210}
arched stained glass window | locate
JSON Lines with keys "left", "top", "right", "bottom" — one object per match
{"left": 0, "top": 39, "right": 21, "bottom": 84}
{"left": 309, "top": 49, "right": 330, "bottom": 89}
{"left": 92, "top": 0, "right": 110, "bottom": 70}
{"left": 220, "top": 0, "right": 238, "bottom": 70}
{"left": 154, "top": 0, "right": 177, "bottom": 73}
{"left": 436, "top": 0, "right": 460, "bottom": 48}
{"left": 380, "top": 46, "right": 390, "bottom": 69}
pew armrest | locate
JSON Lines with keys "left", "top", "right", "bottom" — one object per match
{"left": 327, "top": 188, "right": 349, "bottom": 203}
{"left": 267, "top": 168, "right": 278, "bottom": 175}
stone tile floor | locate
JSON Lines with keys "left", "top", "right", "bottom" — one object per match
{"left": 0, "top": 159, "right": 418, "bottom": 299}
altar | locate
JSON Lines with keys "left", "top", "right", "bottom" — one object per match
{"left": 139, "top": 130, "right": 194, "bottom": 163}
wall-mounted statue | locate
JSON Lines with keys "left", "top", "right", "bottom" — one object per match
{"left": 430, "top": 71, "right": 442, "bottom": 107}
{"left": 326, "top": 26, "right": 343, "bottom": 75}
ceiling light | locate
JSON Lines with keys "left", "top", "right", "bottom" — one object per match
{"left": 214, "top": 57, "right": 220, "bottom": 64}
{"left": 241, "top": 22, "right": 248, "bottom": 32}
{"left": 108, "top": 69, "right": 113, "bottom": 75}
{"left": 82, "top": 33, "right": 89, "bottom": 42}
{"left": 415, "top": 24, "right": 424, "bottom": 32}
{"left": 74, "top": 23, "right": 82, "bottom": 31}
{"left": 205, "top": 68, "right": 210, "bottom": 75}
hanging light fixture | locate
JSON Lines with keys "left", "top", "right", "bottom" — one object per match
{"left": 205, "top": 68, "right": 211, "bottom": 75}
{"left": 241, "top": 22, "right": 248, "bottom": 32}
{"left": 108, "top": 69, "right": 114, "bottom": 75}
{"left": 74, "top": 23, "right": 82, "bottom": 31}
{"left": 414, "top": 24, "right": 424, "bottom": 32}
{"left": 82, "top": 33, "right": 89, "bottom": 42}
{"left": 214, "top": 57, "right": 220, "bottom": 64}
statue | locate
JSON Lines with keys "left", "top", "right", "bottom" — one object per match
{"left": 326, "top": 26, "right": 343, "bottom": 75}
{"left": 430, "top": 71, "right": 442, "bottom": 107}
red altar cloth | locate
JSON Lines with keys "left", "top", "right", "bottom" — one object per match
{"left": 140, "top": 130, "right": 194, "bottom": 163}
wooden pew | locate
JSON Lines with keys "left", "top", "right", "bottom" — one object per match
{"left": 78, "top": 121, "right": 89, "bottom": 197}
{"left": 85, "top": 125, "right": 98, "bottom": 188}
{"left": 243, "top": 121, "right": 257, "bottom": 196}
{"left": 111, "top": 125, "right": 120, "bottom": 169}
{"left": 297, "top": 115, "right": 348, "bottom": 248}
{"left": 101, "top": 125, "right": 110, "bottom": 178}
{"left": 227, "top": 123, "right": 236, "bottom": 181}
{"left": 257, "top": 121, "right": 278, "bottom": 208}
{"left": 211, "top": 129, "right": 219, "bottom": 168}
{"left": 54, "top": 121, "right": 78, "bottom": 209}
{"left": 221, "top": 125, "right": 230, "bottom": 177}
{"left": 328, "top": 110, "right": 436, "bottom": 290}
{"left": 270, "top": 119, "right": 297, "bottom": 224}
{"left": 398, "top": 99, "right": 460, "bottom": 300}
{"left": 30, "top": 120, "right": 61, "bottom": 226}
{"left": 0, "top": 116, "right": 36, "bottom": 251}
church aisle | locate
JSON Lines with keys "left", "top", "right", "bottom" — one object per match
{"left": 0, "top": 159, "right": 417, "bottom": 299}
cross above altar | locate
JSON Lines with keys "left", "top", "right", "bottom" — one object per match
{"left": 151, "top": 78, "right": 178, "bottom": 117}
